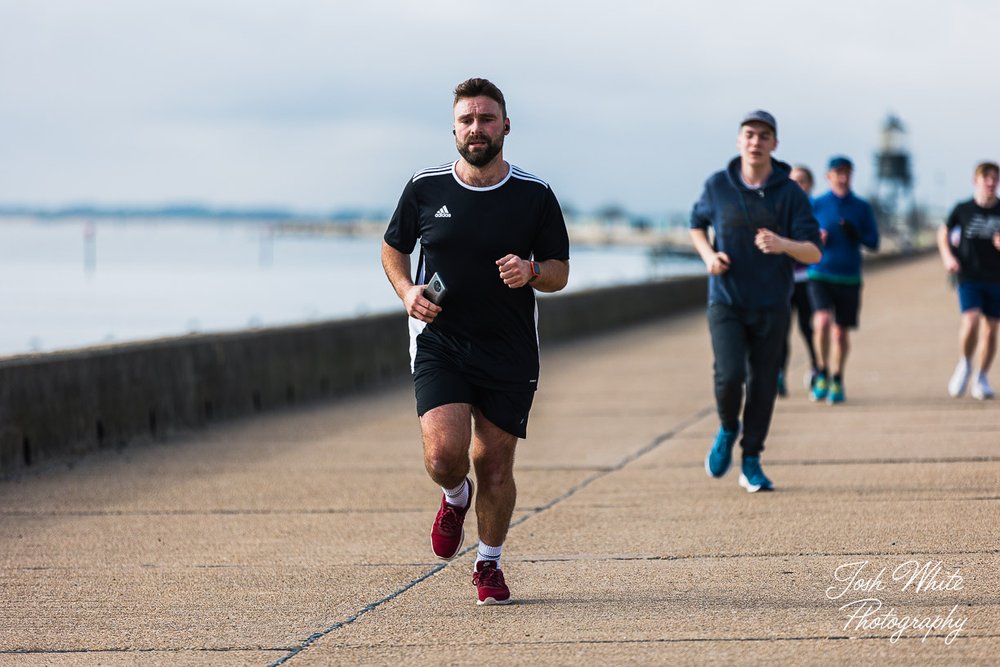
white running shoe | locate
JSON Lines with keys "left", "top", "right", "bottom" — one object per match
{"left": 970, "top": 374, "right": 994, "bottom": 400}
{"left": 948, "top": 359, "right": 971, "bottom": 397}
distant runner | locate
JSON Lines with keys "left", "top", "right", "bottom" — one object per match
{"left": 782, "top": 165, "right": 820, "bottom": 394}
{"left": 938, "top": 160, "right": 1000, "bottom": 399}
{"left": 808, "top": 156, "right": 880, "bottom": 405}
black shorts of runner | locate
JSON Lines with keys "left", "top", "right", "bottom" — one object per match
{"left": 413, "top": 358, "right": 535, "bottom": 439}
{"left": 808, "top": 280, "right": 861, "bottom": 328}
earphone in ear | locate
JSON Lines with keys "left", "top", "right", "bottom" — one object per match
{"left": 452, "top": 129, "right": 456, "bottom": 135}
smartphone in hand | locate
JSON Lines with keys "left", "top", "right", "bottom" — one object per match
{"left": 422, "top": 272, "right": 447, "bottom": 306}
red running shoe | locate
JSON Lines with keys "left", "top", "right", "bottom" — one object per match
{"left": 430, "top": 477, "right": 474, "bottom": 560}
{"left": 473, "top": 560, "right": 512, "bottom": 605}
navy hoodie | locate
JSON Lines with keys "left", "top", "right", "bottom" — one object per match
{"left": 691, "top": 157, "right": 821, "bottom": 309}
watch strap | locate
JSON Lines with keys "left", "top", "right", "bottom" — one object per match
{"left": 528, "top": 261, "right": 541, "bottom": 282}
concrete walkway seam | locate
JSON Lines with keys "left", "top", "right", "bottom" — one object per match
{"left": 269, "top": 404, "right": 715, "bottom": 666}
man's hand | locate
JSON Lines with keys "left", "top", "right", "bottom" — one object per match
{"left": 704, "top": 252, "right": 730, "bottom": 275}
{"left": 690, "top": 228, "right": 730, "bottom": 276}
{"left": 755, "top": 228, "right": 787, "bottom": 255}
{"left": 943, "top": 254, "right": 960, "bottom": 274}
{"left": 496, "top": 254, "right": 532, "bottom": 288}
{"left": 403, "top": 284, "right": 442, "bottom": 323}
{"left": 994, "top": 231, "right": 1000, "bottom": 251}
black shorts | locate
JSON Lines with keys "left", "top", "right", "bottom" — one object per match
{"left": 413, "top": 355, "right": 535, "bottom": 439}
{"left": 809, "top": 280, "right": 861, "bottom": 328}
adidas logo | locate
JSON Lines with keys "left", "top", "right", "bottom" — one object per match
{"left": 434, "top": 205, "right": 452, "bottom": 218}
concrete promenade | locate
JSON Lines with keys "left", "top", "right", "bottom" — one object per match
{"left": 1, "top": 253, "right": 998, "bottom": 666}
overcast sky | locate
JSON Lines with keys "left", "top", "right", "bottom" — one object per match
{"left": 1, "top": 1, "right": 997, "bottom": 217}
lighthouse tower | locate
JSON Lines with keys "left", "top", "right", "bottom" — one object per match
{"left": 873, "top": 114, "right": 918, "bottom": 248}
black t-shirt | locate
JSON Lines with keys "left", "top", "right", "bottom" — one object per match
{"left": 946, "top": 199, "right": 1000, "bottom": 283}
{"left": 384, "top": 161, "right": 570, "bottom": 390}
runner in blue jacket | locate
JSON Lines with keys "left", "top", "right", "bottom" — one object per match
{"left": 807, "top": 156, "right": 880, "bottom": 404}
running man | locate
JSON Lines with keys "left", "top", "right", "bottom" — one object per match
{"left": 382, "top": 78, "right": 570, "bottom": 604}
{"left": 808, "top": 156, "right": 880, "bottom": 404}
{"left": 691, "top": 110, "right": 822, "bottom": 493}
{"left": 938, "top": 160, "right": 1000, "bottom": 399}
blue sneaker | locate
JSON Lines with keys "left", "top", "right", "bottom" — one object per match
{"left": 776, "top": 371, "right": 788, "bottom": 398}
{"left": 827, "top": 379, "right": 845, "bottom": 404}
{"left": 810, "top": 374, "right": 828, "bottom": 402}
{"left": 705, "top": 425, "right": 739, "bottom": 478}
{"left": 739, "top": 456, "right": 774, "bottom": 493}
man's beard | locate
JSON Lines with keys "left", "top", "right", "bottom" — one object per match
{"left": 457, "top": 133, "right": 503, "bottom": 167}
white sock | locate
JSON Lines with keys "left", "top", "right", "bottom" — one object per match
{"left": 443, "top": 479, "right": 469, "bottom": 508}
{"left": 959, "top": 357, "right": 971, "bottom": 371}
{"left": 475, "top": 541, "right": 503, "bottom": 568}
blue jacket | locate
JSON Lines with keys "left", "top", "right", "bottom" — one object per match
{"left": 808, "top": 190, "right": 879, "bottom": 284}
{"left": 691, "top": 157, "right": 822, "bottom": 309}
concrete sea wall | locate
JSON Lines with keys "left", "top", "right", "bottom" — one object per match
{"left": 0, "top": 274, "right": 708, "bottom": 476}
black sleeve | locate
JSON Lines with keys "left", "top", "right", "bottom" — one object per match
{"left": 383, "top": 178, "right": 420, "bottom": 254}
{"left": 532, "top": 186, "right": 570, "bottom": 262}
{"left": 945, "top": 204, "right": 962, "bottom": 231}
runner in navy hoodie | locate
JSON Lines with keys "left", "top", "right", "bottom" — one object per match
{"left": 690, "top": 110, "right": 822, "bottom": 493}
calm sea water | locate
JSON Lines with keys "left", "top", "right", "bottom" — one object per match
{"left": 0, "top": 218, "right": 702, "bottom": 358}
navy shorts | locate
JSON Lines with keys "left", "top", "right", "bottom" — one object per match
{"left": 809, "top": 280, "right": 861, "bottom": 328}
{"left": 413, "top": 355, "right": 534, "bottom": 439}
{"left": 958, "top": 281, "right": 1000, "bottom": 318}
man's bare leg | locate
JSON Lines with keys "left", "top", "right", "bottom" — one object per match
{"left": 421, "top": 403, "right": 472, "bottom": 489}
{"left": 470, "top": 409, "right": 518, "bottom": 548}
{"left": 830, "top": 325, "right": 850, "bottom": 377}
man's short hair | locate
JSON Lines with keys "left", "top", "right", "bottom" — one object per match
{"left": 975, "top": 161, "right": 999, "bottom": 178}
{"left": 453, "top": 78, "right": 507, "bottom": 118}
